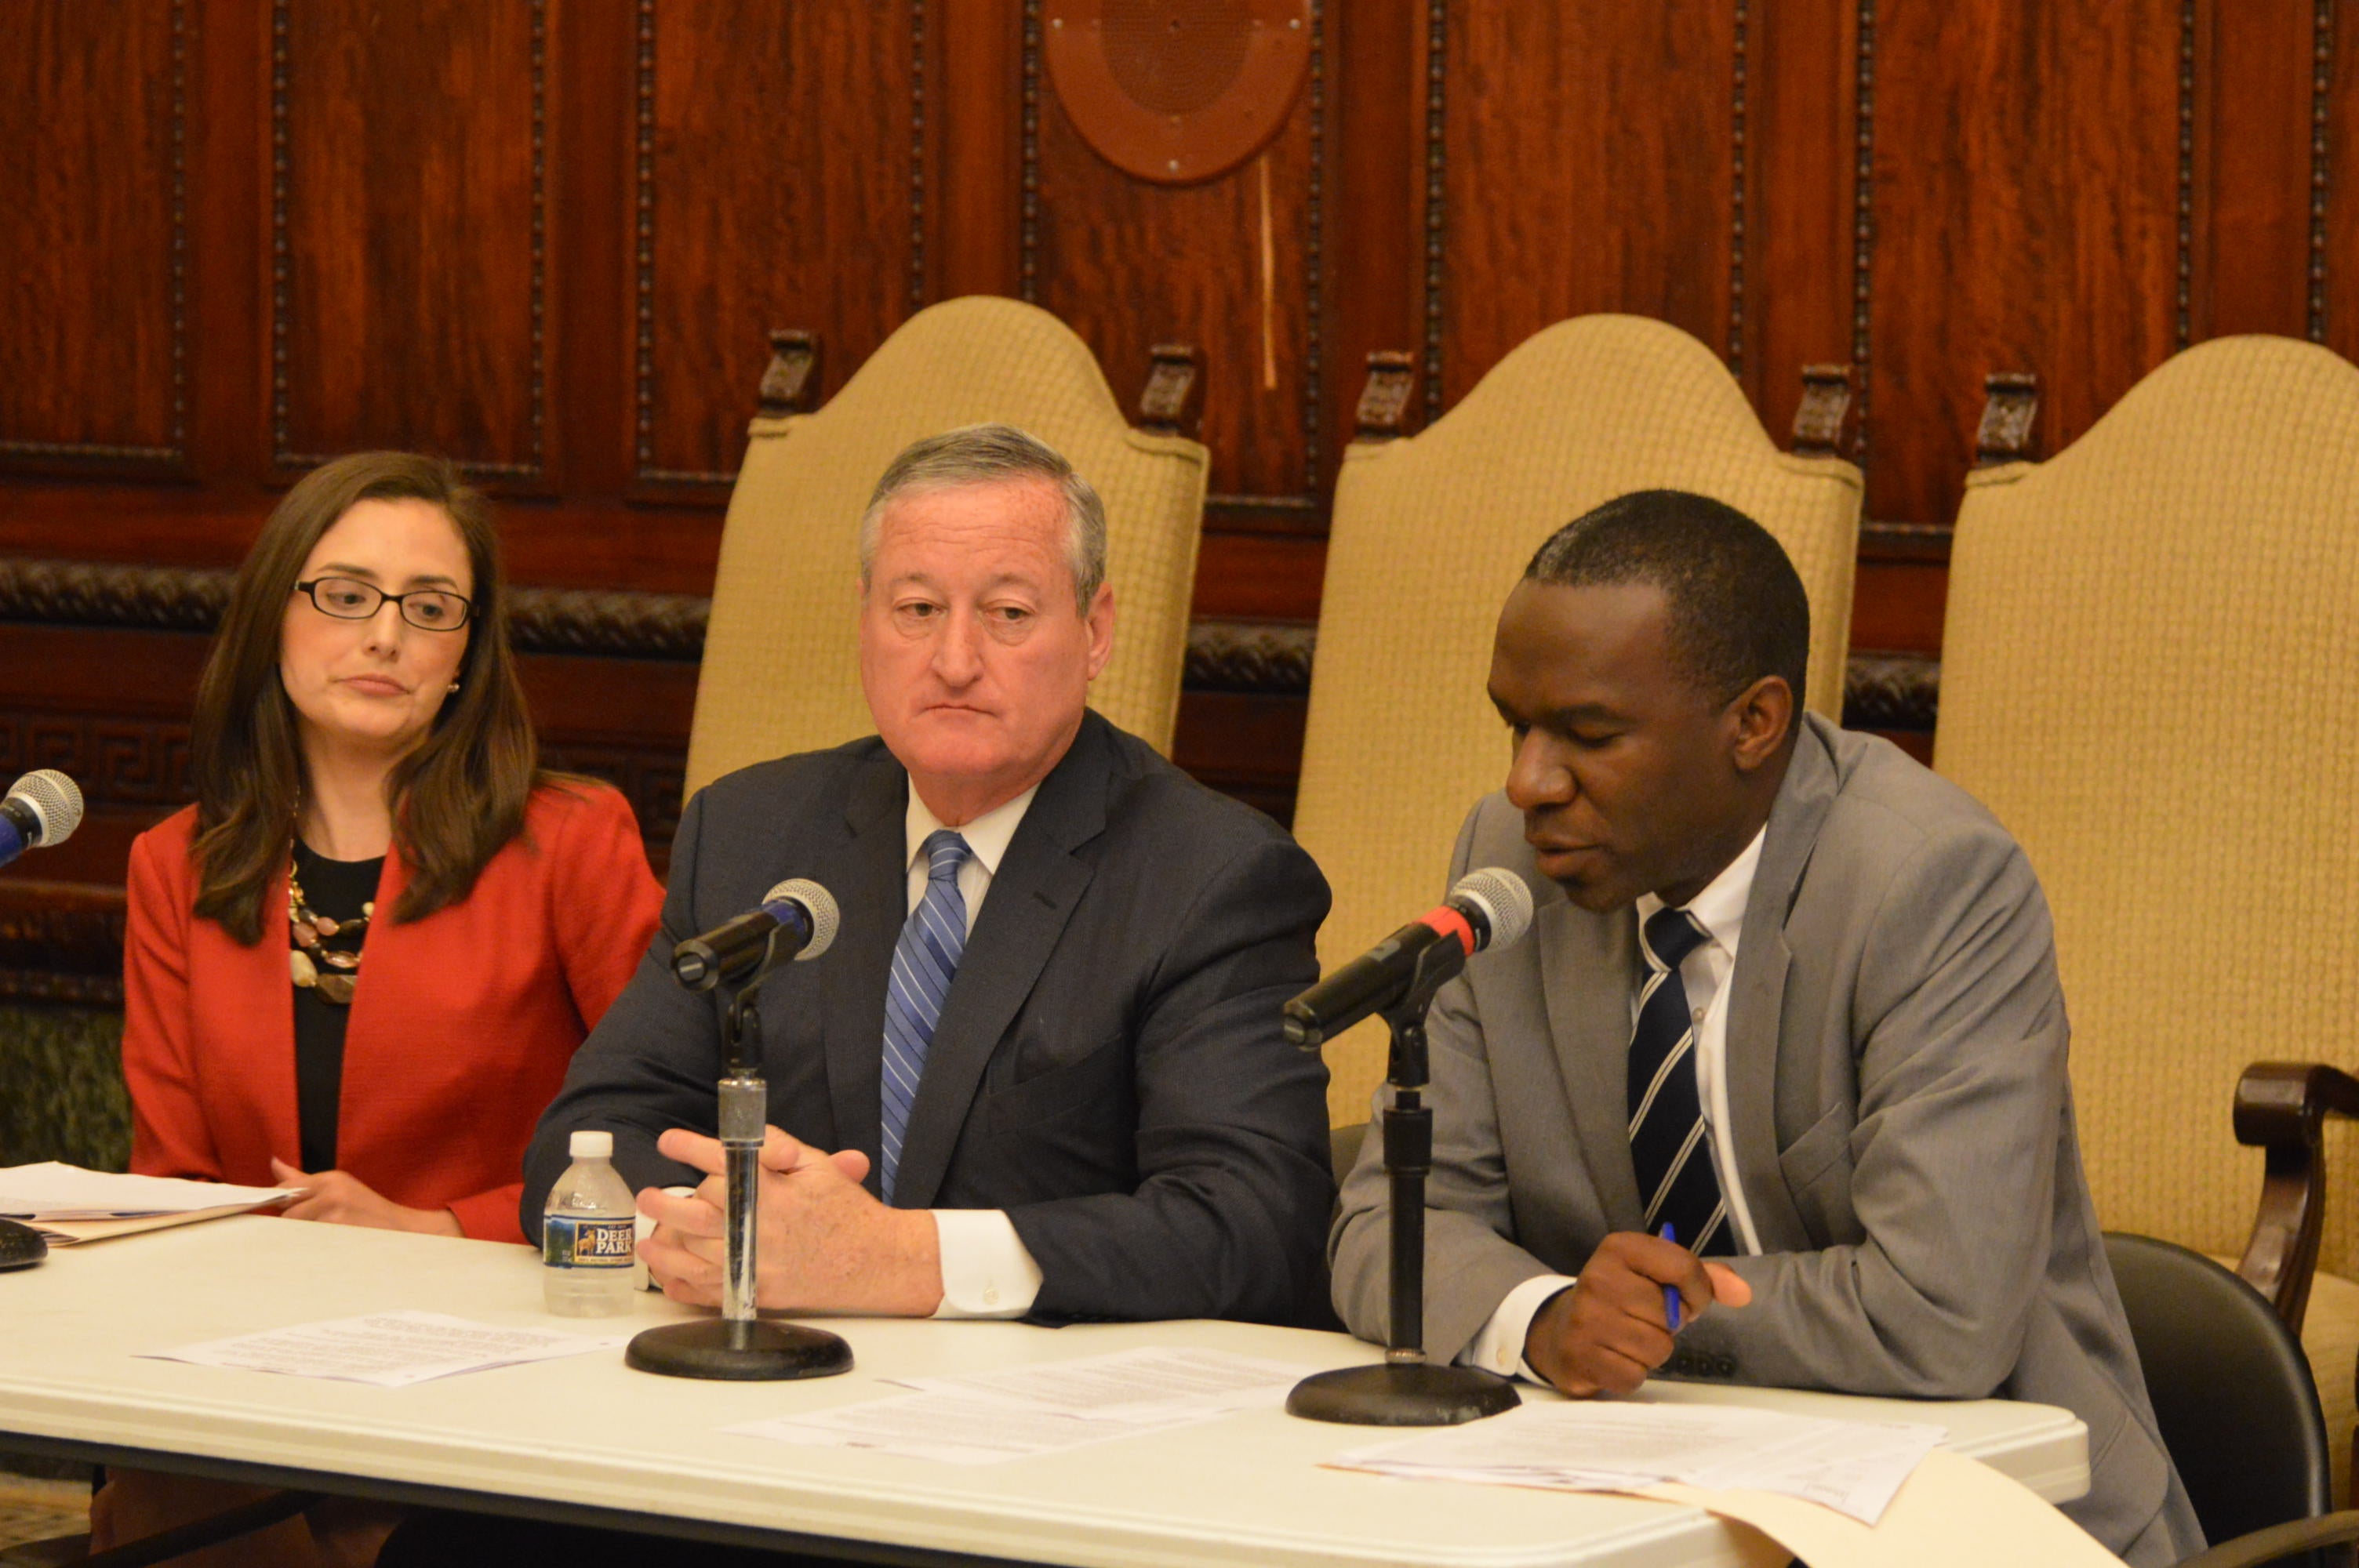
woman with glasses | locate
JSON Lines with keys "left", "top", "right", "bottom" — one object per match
{"left": 96, "top": 452, "right": 666, "bottom": 1563}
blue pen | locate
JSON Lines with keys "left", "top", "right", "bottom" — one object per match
{"left": 1659, "top": 1222, "right": 1683, "bottom": 1331}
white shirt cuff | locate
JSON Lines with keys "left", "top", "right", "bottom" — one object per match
{"left": 1459, "top": 1272, "right": 1578, "bottom": 1383}
{"left": 929, "top": 1208, "right": 1043, "bottom": 1319}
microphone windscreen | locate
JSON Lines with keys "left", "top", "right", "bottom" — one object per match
{"left": 5, "top": 770, "right": 82, "bottom": 846}
{"left": 1452, "top": 867, "right": 1535, "bottom": 952}
{"left": 764, "top": 877, "right": 839, "bottom": 960}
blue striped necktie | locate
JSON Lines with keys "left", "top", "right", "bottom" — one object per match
{"left": 1626, "top": 906, "right": 1733, "bottom": 1255}
{"left": 880, "top": 829, "right": 971, "bottom": 1203}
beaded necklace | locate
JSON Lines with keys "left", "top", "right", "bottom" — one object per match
{"left": 287, "top": 845, "right": 373, "bottom": 1006}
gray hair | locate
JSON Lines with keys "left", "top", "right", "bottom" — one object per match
{"left": 858, "top": 424, "right": 1110, "bottom": 613}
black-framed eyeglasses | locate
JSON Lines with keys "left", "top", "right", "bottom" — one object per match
{"left": 294, "top": 577, "right": 474, "bottom": 632}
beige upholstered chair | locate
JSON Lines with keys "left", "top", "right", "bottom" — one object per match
{"left": 1936, "top": 333, "right": 2359, "bottom": 1501}
{"left": 1292, "top": 315, "right": 1863, "bottom": 1123}
{"left": 685, "top": 296, "right": 1210, "bottom": 796}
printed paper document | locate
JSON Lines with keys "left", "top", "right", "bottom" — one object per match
{"left": 0, "top": 1162, "right": 299, "bottom": 1221}
{"left": 143, "top": 1311, "right": 631, "bottom": 1388}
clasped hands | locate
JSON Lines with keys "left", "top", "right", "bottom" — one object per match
{"left": 1524, "top": 1230, "right": 1755, "bottom": 1396}
{"left": 636, "top": 1126, "right": 943, "bottom": 1316}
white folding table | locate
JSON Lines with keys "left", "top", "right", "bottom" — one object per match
{"left": 0, "top": 1216, "right": 2088, "bottom": 1566}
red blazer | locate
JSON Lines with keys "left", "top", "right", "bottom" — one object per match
{"left": 122, "top": 782, "right": 665, "bottom": 1243}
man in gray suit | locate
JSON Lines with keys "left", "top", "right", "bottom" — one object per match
{"left": 1330, "top": 491, "right": 2199, "bottom": 1562}
{"left": 528, "top": 423, "right": 1334, "bottom": 1327}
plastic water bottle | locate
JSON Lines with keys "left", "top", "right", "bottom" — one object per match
{"left": 542, "top": 1129, "right": 638, "bottom": 1316}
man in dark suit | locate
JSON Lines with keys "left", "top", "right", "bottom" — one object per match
{"left": 1329, "top": 492, "right": 2199, "bottom": 1562}
{"left": 525, "top": 423, "right": 1333, "bottom": 1327}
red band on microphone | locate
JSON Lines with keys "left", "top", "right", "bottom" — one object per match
{"left": 1418, "top": 906, "right": 1478, "bottom": 957}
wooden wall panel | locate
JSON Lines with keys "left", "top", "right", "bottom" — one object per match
{"left": 1027, "top": 5, "right": 1325, "bottom": 506}
{"left": 0, "top": 1, "right": 184, "bottom": 466}
{"left": 276, "top": 1, "right": 543, "bottom": 476}
{"left": 637, "top": 1, "right": 919, "bottom": 487}
{"left": 1438, "top": 2, "right": 1741, "bottom": 409}
{"left": 2200, "top": 0, "right": 2320, "bottom": 341}
{"left": 2331, "top": 0, "right": 2357, "bottom": 361}
{"left": 1863, "top": 2, "right": 2184, "bottom": 527}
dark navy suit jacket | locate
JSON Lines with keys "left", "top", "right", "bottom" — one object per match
{"left": 524, "top": 711, "right": 1336, "bottom": 1326}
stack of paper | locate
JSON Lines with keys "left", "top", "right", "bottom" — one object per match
{"left": 729, "top": 1346, "right": 1310, "bottom": 1465}
{"left": 1329, "top": 1400, "right": 1944, "bottom": 1526}
{"left": 0, "top": 1163, "right": 300, "bottom": 1243}
{"left": 142, "top": 1311, "right": 634, "bottom": 1388}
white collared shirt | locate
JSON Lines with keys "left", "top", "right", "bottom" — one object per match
{"left": 902, "top": 783, "right": 1048, "bottom": 1320}
{"left": 1459, "top": 827, "right": 1768, "bottom": 1381}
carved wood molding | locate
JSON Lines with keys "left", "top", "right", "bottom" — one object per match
{"left": 2176, "top": 0, "right": 2195, "bottom": 350}
{"left": 1852, "top": 0, "right": 1877, "bottom": 470}
{"left": 1728, "top": 0, "right": 1751, "bottom": 376}
{"left": 0, "top": 883, "right": 128, "bottom": 1006}
{"left": 755, "top": 331, "right": 823, "bottom": 419}
{"left": 1137, "top": 343, "right": 1204, "bottom": 439}
{"left": 1840, "top": 651, "right": 1939, "bottom": 733}
{"left": 1973, "top": 371, "right": 2041, "bottom": 466}
{"left": 0, "top": 557, "right": 711, "bottom": 662}
{"left": 1422, "top": 0, "right": 1447, "bottom": 426}
{"left": 1186, "top": 619, "right": 1314, "bottom": 695}
{"left": 2313, "top": 0, "right": 2335, "bottom": 344}
{"left": 1353, "top": 350, "right": 1418, "bottom": 443}
{"left": 1791, "top": 364, "right": 1855, "bottom": 458}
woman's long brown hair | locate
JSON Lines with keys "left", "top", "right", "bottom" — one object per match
{"left": 190, "top": 452, "right": 545, "bottom": 943}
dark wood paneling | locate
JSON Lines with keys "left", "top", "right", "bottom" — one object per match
{"left": 1750, "top": 0, "right": 1858, "bottom": 440}
{"left": 1027, "top": 5, "right": 1325, "bottom": 501}
{"left": 1864, "top": 2, "right": 2184, "bottom": 528}
{"left": 0, "top": 1, "right": 184, "bottom": 467}
{"left": 2330, "top": 0, "right": 2357, "bottom": 359}
{"left": 638, "top": 1, "right": 919, "bottom": 486}
{"left": 2200, "top": 0, "right": 2318, "bottom": 341}
{"left": 276, "top": 0, "right": 544, "bottom": 476}
{"left": 1438, "top": 3, "right": 1741, "bottom": 407}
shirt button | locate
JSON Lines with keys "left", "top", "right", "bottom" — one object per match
{"left": 983, "top": 1286, "right": 1001, "bottom": 1306}
{"left": 1692, "top": 1007, "right": 1706, "bottom": 1023}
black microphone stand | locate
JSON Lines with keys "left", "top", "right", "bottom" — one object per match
{"left": 627, "top": 931, "right": 854, "bottom": 1381}
{"left": 1287, "top": 946, "right": 1520, "bottom": 1425}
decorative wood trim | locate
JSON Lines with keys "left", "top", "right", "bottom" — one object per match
{"left": 1186, "top": 619, "right": 1314, "bottom": 695}
{"left": 1136, "top": 344, "right": 1204, "bottom": 439}
{"left": 2175, "top": 0, "right": 2194, "bottom": 350}
{"left": 1021, "top": 0, "right": 1042, "bottom": 304}
{"left": 1728, "top": 0, "right": 1750, "bottom": 374}
{"left": 1791, "top": 364, "right": 1854, "bottom": 457}
{"left": 1422, "top": 0, "right": 1447, "bottom": 426}
{"left": 0, "top": 558, "right": 711, "bottom": 662}
{"left": 1353, "top": 350, "right": 1418, "bottom": 443}
{"left": 754, "top": 331, "right": 823, "bottom": 419}
{"left": 1840, "top": 651, "right": 1938, "bottom": 733}
{"left": 0, "top": 881, "right": 128, "bottom": 1006}
{"left": 1, "top": 0, "right": 188, "bottom": 469}
{"left": 633, "top": 0, "right": 656, "bottom": 472}
{"left": 270, "top": 0, "right": 548, "bottom": 481}
{"left": 2313, "top": 0, "right": 2334, "bottom": 343}
{"left": 911, "top": 0, "right": 929, "bottom": 313}
{"left": 1852, "top": 0, "right": 1877, "bottom": 470}
{"left": 1973, "top": 371, "right": 2041, "bottom": 466}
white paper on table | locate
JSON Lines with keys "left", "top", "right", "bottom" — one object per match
{"left": 728, "top": 1389, "right": 1223, "bottom": 1466}
{"left": 881, "top": 1346, "right": 1311, "bottom": 1417}
{"left": 141, "top": 1311, "right": 632, "bottom": 1388}
{"left": 0, "top": 1162, "right": 300, "bottom": 1221}
{"left": 1329, "top": 1400, "right": 1943, "bottom": 1526}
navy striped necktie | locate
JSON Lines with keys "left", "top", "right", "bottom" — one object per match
{"left": 1627, "top": 906, "right": 1733, "bottom": 1256}
{"left": 880, "top": 829, "right": 971, "bottom": 1203}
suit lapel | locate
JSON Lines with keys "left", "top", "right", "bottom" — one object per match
{"left": 821, "top": 750, "right": 908, "bottom": 1179}
{"left": 1723, "top": 714, "right": 1841, "bottom": 1254}
{"left": 889, "top": 717, "right": 1107, "bottom": 1209}
{"left": 1539, "top": 897, "right": 1646, "bottom": 1230}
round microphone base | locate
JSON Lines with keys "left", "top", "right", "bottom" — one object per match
{"left": 1285, "top": 1360, "right": 1520, "bottom": 1425}
{"left": 625, "top": 1317, "right": 853, "bottom": 1381}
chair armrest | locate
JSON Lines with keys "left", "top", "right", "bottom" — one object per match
{"left": 2172, "top": 1508, "right": 2359, "bottom": 1568}
{"left": 2234, "top": 1062, "right": 2359, "bottom": 1333}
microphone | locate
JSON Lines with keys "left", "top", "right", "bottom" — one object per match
{"left": 0, "top": 771, "right": 83, "bottom": 870}
{"left": 1283, "top": 867, "right": 1533, "bottom": 1048}
{"left": 671, "top": 878, "right": 840, "bottom": 991}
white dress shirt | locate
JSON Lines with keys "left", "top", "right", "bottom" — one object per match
{"left": 903, "top": 784, "right": 1048, "bottom": 1320}
{"left": 1459, "top": 827, "right": 1767, "bottom": 1381}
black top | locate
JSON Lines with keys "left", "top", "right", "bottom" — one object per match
{"left": 291, "top": 840, "right": 382, "bottom": 1174}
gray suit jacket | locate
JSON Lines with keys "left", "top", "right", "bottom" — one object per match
{"left": 528, "top": 711, "right": 1336, "bottom": 1326}
{"left": 1331, "top": 714, "right": 2200, "bottom": 1563}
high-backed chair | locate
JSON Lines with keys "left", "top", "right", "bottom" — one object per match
{"left": 685, "top": 296, "right": 1210, "bottom": 797}
{"left": 1292, "top": 316, "right": 1863, "bottom": 1120}
{"left": 1937, "top": 335, "right": 2359, "bottom": 1501}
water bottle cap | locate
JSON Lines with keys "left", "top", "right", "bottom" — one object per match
{"left": 569, "top": 1130, "right": 613, "bottom": 1160}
